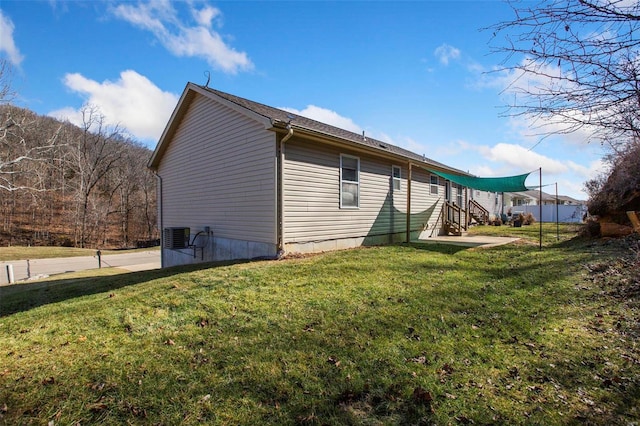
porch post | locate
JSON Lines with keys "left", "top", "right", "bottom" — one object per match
{"left": 464, "top": 187, "right": 469, "bottom": 230}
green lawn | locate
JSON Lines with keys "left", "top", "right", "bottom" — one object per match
{"left": 467, "top": 221, "right": 583, "bottom": 244}
{"left": 0, "top": 245, "right": 159, "bottom": 261}
{"left": 1, "top": 226, "right": 638, "bottom": 425}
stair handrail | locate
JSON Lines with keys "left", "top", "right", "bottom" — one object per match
{"left": 445, "top": 201, "right": 463, "bottom": 231}
{"left": 468, "top": 199, "right": 489, "bottom": 224}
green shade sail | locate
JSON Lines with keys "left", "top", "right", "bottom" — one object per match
{"left": 429, "top": 169, "right": 532, "bottom": 193}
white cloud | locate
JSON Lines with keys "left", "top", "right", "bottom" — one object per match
{"left": 111, "top": 1, "right": 252, "bottom": 74}
{"left": 192, "top": 5, "right": 220, "bottom": 27}
{"left": 481, "top": 57, "right": 608, "bottom": 146}
{"left": 280, "top": 105, "right": 363, "bottom": 134}
{"left": 477, "top": 142, "right": 567, "bottom": 174}
{"left": 49, "top": 70, "right": 178, "bottom": 142}
{"left": 434, "top": 43, "right": 460, "bottom": 66}
{"left": 0, "top": 10, "right": 24, "bottom": 65}
{"left": 567, "top": 158, "right": 608, "bottom": 180}
{"left": 470, "top": 164, "right": 497, "bottom": 177}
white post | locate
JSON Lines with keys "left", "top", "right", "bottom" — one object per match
{"left": 6, "top": 264, "right": 14, "bottom": 284}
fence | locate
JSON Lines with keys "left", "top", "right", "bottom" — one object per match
{"left": 512, "top": 204, "right": 587, "bottom": 223}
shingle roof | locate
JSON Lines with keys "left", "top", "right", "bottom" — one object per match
{"left": 201, "top": 85, "right": 463, "bottom": 174}
{"left": 557, "top": 195, "right": 584, "bottom": 203}
{"left": 509, "top": 190, "right": 556, "bottom": 201}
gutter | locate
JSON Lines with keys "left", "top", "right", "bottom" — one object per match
{"left": 153, "top": 171, "right": 164, "bottom": 268}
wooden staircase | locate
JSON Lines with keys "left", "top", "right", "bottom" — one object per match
{"left": 468, "top": 199, "right": 489, "bottom": 226}
{"left": 444, "top": 202, "right": 464, "bottom": 236}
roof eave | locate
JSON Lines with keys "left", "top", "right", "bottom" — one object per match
{"left": 284, "top": 124, "right": 463, "bottom": 175}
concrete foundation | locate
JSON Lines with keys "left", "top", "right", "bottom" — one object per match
{"left": 162, "top": 235, "right": 278, "bottom": 268}
{"left": 162, "top": 230, "right": 446, "bottom": 268}
{"left": 284, "top": 231, "right": 422, "bottom": 255}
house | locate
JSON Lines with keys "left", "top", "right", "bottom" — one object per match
{"left": 505, "top": 190, "right": 586, "bottom": 207}
{"left": 504, "top": 190, "right": 587, "bottom": 223}
{"left": 148, "top": 83, "right": 472, "bottom": 267}
{"left": 556, "top": 195, "right": 584, "bottom": 206}
{"left": 507, "top": 190, "right": 556, "bottom": 206}
{"left": 469, "top": 189, "right": 505, "bottom": 219}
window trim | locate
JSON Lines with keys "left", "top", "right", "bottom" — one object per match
{"left": 430, "top": 175, "right": 439, "bottom": 195}
{"left": 456, "top": 184, "right": 464, "bottom": 206}
{"left": 392, "top": 165, "right": 401, "bottom": 191}
{"left": 340, "top": 154, "right": 360, "bottom": 209}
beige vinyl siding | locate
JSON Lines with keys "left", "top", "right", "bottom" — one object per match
{"left": 410, "top": 167, "right": 445, "bottom": 235}
{"left": 283, "top": 139, "right": 443, "bottom": 243}
{"left": 158, "top": 93, "right": 276, "bottom": 244}
{"left": 472, "top": 190, "right": 503, "bottom": 217}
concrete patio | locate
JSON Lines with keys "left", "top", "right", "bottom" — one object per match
{"left": 418, "top": 234, "right": 520, "bottom": 248}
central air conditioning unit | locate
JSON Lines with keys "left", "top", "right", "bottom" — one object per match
{"left": 164, "top": 227, "right": 190, "bottom": 249}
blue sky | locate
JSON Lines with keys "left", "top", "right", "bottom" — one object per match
{"left": 0, "top": 1, "right": 608, "bottom": 199}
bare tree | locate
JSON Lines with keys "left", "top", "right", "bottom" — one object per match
{"left": 489, "top": 0, "right": 640, "bottom": 151}
{"left": 68, "top": 105, "right": 124, "bottom": 248}
{"left": 111, "top": 143, "right": 152, "bottom": 246}
{"left": 586, "top": 135, "right": 640, "bottom": 216}
{"left": 0, "top": 58, "right": 15, "bottom": 104}
{"left": 140, "top": 162, "right": 157, "bottom": 241}
{"left": 0, "top": 106, "right": 63, "bottom": 192}
{"left": 0, "top": 60, "right": 63, "bottom": 193}
{"left": 0, "top": 60, "right": 157, "bottom": 248}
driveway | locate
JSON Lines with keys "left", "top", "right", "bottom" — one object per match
{"left": 0, "top": 250, "right": 161, "bottom": 285}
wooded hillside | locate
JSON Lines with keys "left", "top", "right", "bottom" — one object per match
{"left": 0, "top": 104, "right": 158, "bottom": 248}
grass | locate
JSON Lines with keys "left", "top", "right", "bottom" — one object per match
{"left": 1, "top": 225, "right": 638, "bottom": 425}
{"left": 467, "top": 221, "right": 583, "bottom": 244}
{"left": 0, "top": 246, "right": 159, "bottom": 262}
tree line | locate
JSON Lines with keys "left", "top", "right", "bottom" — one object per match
{"left": 0, "top": 103, "right": 158, "bottom": 248}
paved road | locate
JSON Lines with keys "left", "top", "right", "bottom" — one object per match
{"left": 0, "top": 250, "right": 161, "bottom": 285}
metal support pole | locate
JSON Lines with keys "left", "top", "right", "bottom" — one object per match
{"left": 26, "top": 259, "right": 31, "bottom": 279}
{"left": 556, "top": 182, "right": 560, "bottom": 241}
{"left": 97, "top": 250, "right": 102, "bottom": 268}
{"left": 406, "top": 162, "right": 412, "bottom": 243}
{"left": 6, "top": 264, "right": 14, "bottom": 284}
{"left": 539, "top": 168, "right": 543, "bottom": 251}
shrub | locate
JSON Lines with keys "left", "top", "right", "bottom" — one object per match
{"left": 587, "top": 138, "right": 640, "bottom": 219}
{"left": 523, "top": 213, "right": 536, "bottom": 225}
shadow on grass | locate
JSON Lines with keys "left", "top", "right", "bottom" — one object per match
{"left": 404, "top": 242, "right": 469, "bottom": 255}
{"left": 0, "top": 259, "right": 252, "bottom": 317}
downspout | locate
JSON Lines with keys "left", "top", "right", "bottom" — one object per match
{"left": 282, "top": 125, "right": 294, "bottom": 144}
{"left": 153, "top": 171, "right": 164, "bottom": 268}
{"left": 277, "top": 126, "right": 294, "bottom": 257}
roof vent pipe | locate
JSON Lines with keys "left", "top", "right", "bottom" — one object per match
{"left": 362, "top": 131, "right": 366, "bottom": 141}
